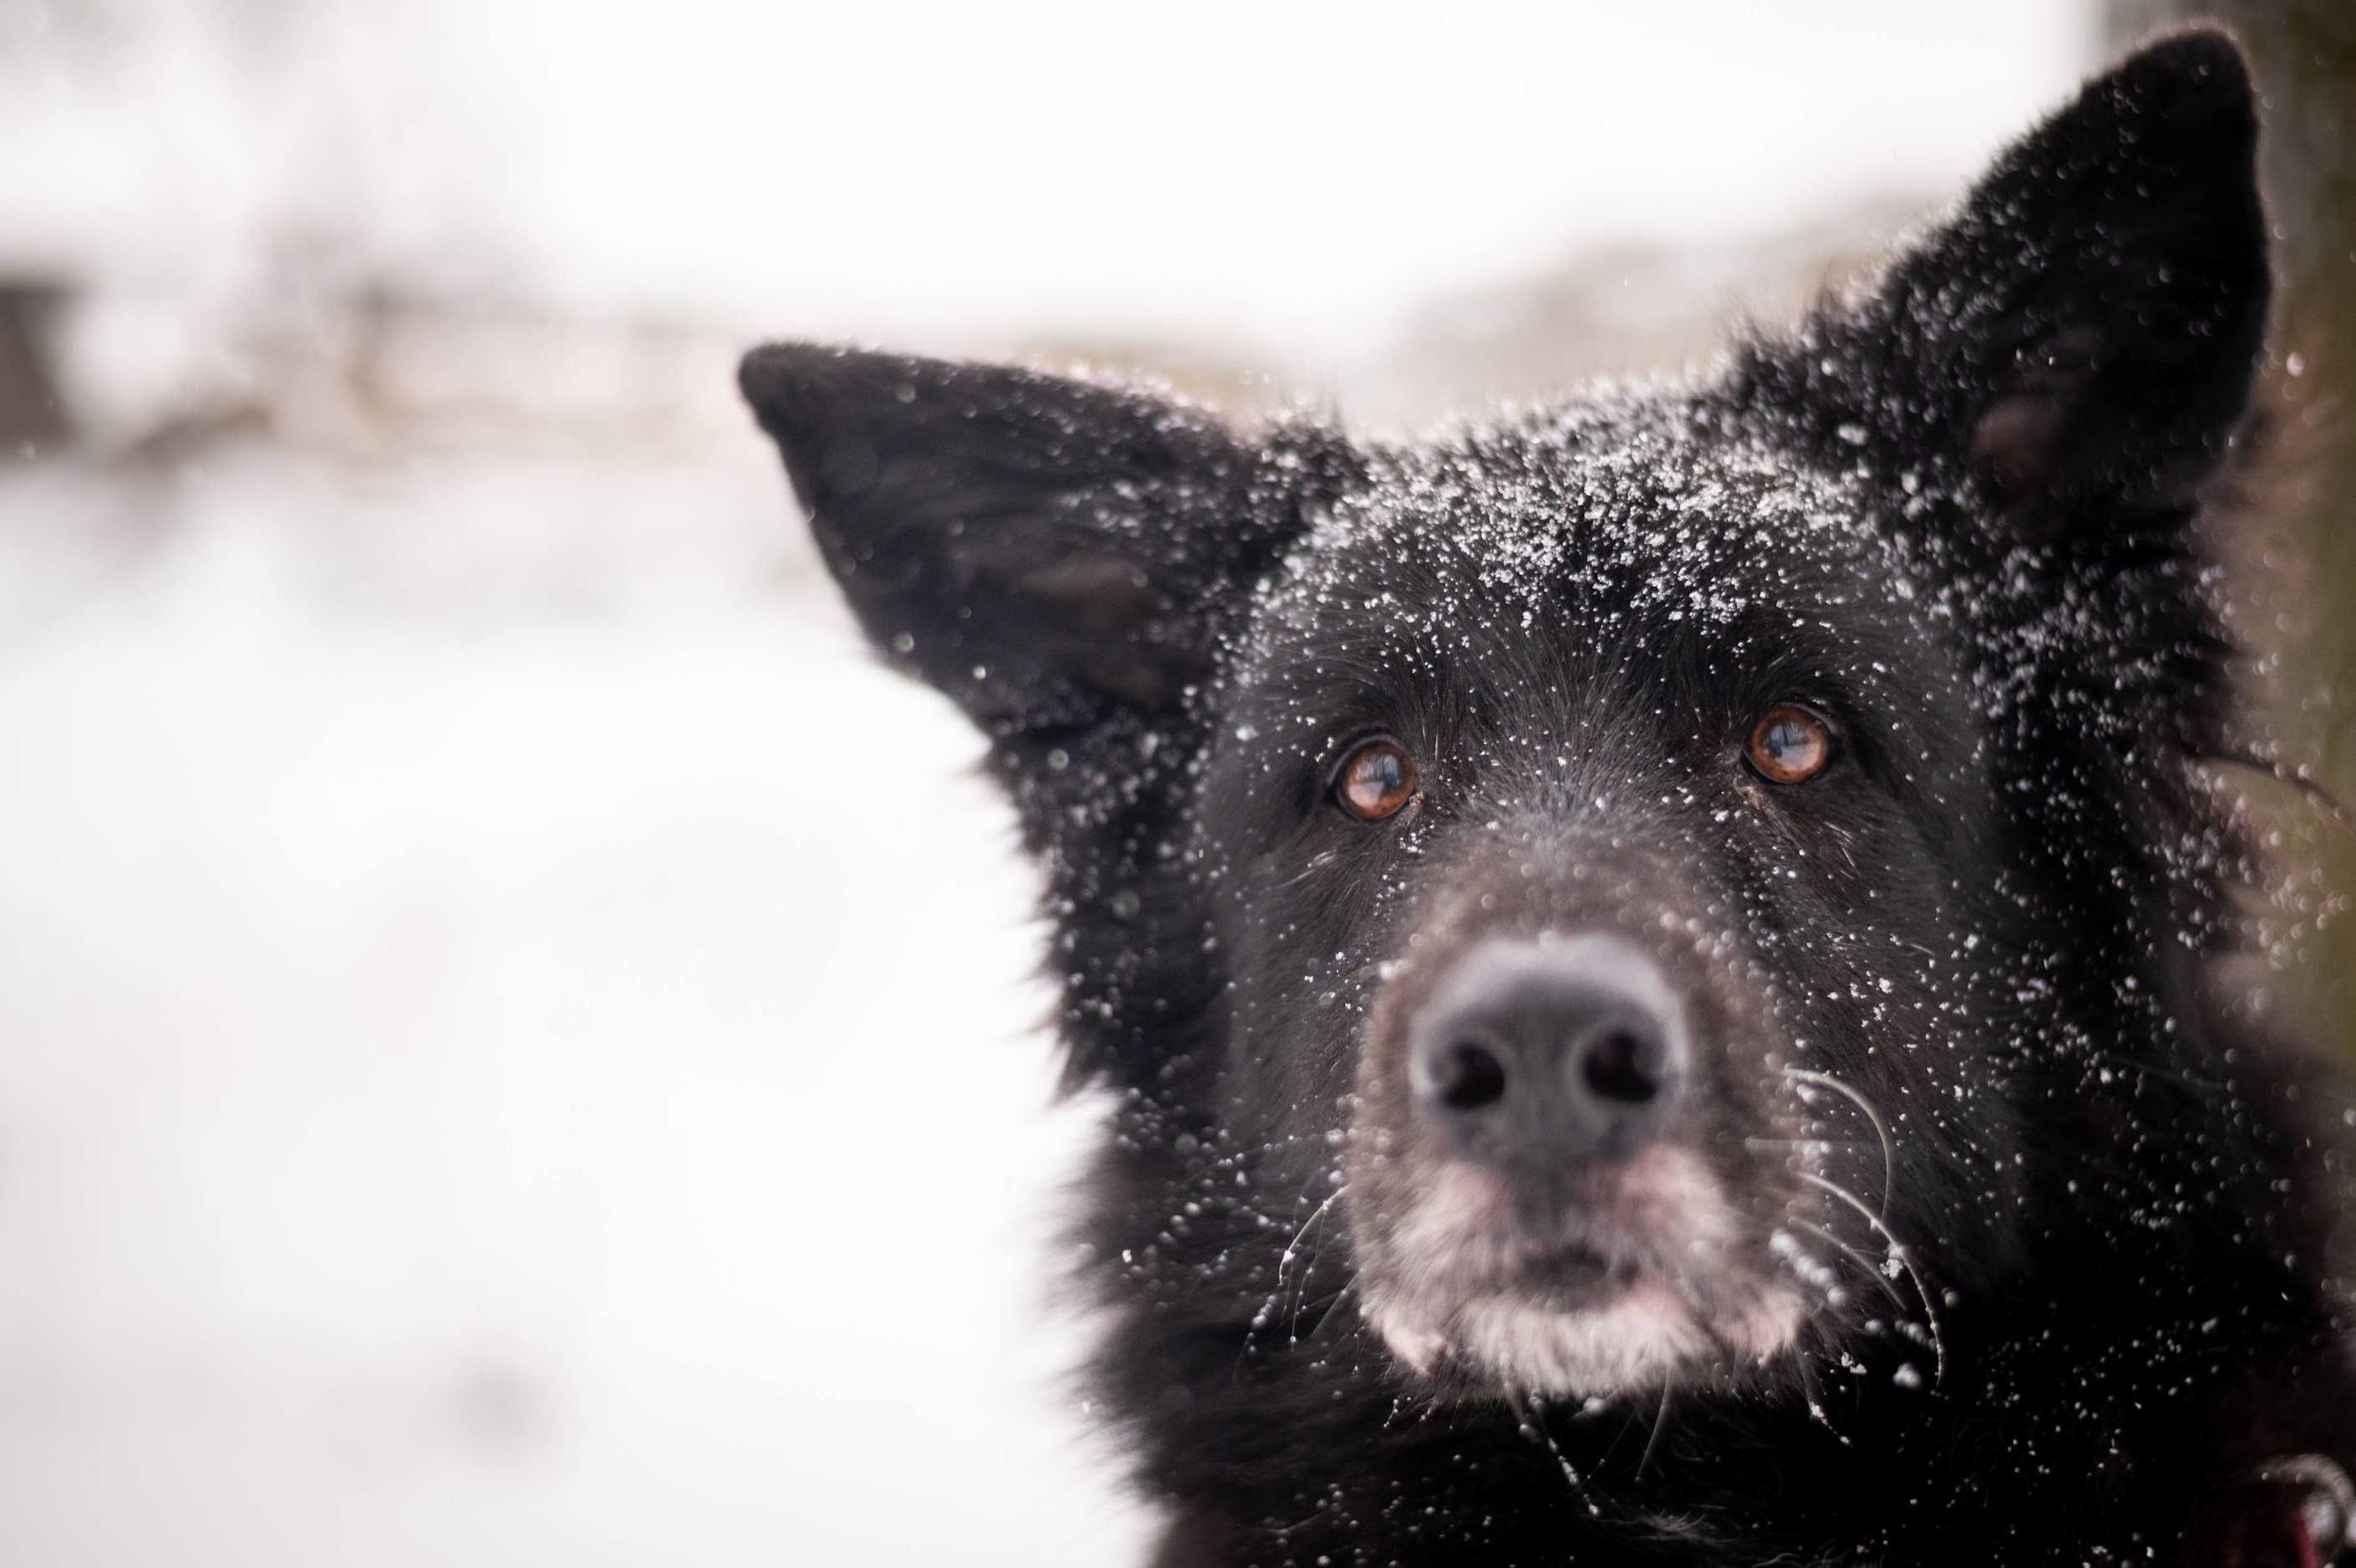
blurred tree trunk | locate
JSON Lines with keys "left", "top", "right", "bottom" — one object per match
{"left": 2110, "top": 3, "right": 2356, "bottom": 1057}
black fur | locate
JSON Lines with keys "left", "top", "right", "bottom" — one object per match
{"left": 744, "top": 31, "right": 2355, "bottom": 1565}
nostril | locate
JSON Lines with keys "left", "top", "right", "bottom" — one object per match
{"left": 1579, "top": 1028, "right": 1663, "bottom": 1105}
{"left": 1435, "top": 1038, "right": 1509, "bottom": 1111}
{"left": 1409, "top": 937, "right": 1688, "bottom": 1161}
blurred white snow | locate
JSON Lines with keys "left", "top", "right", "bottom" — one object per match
{"left": 0, "top": 3, "right": 2090, "bottom": 1562}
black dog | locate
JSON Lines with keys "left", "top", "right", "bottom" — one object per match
{"left": 744, "top": 32, "right": 2356, "bottom": 1565}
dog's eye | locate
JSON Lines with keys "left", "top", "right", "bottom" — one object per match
{"left": 1335, "top": 737, "right": 1419, "bottom": 821}
{"left": 1745, "top": 706, "right": 1835, "bottom": 785}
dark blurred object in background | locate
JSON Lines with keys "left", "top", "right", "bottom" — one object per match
{"left": 0, "top": 281, "right": 69, "bottom": 450}
{"left": 2114, "top": 0, "right": 2356, "bottom": 1056}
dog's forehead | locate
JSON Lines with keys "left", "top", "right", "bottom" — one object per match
{"left": 1247, "top": 391, "right": 1895, "bottom": 660}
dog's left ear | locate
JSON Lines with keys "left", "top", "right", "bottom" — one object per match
{"left": 1777, "top": 28, "right": 2267, "bottom": 535}
{"left": 741, "top": 344, "right": 1355, "bottom": 735}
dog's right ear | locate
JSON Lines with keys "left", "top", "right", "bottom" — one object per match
{"left": 741, "top": 343, "right": 1355, "bottom": 737}
{"left": 1747, "top": 29, "right": 2268, "bottom": 542}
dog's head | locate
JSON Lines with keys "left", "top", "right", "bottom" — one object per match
{"left": 744, "top": 33, "right": 2267, "bottom": 1403}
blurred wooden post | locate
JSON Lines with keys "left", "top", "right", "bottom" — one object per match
{"left": 2110, "top": 3, "right": 2356, "bottom": 1053}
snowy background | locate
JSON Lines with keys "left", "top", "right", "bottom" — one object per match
{"left": 10, "top": 3, "right": 2315, "bottom": 1562}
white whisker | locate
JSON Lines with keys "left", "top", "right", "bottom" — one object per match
{"left": 1249, "top": 1184, "right": 1348, "bottom": 1349}
{"left": 1788, "top": 1218, "right": 1907, "bottom": 1313}
{"left": 1782, "top": 1067, "right": 1896, "bottom": 1220}
{"left": 1802, "top": 1172, "right": 1945, "bottom": 1384}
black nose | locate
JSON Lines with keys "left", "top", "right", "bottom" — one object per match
{"left": 1408, "top": 935, "right": 1688, "bottom": 1168}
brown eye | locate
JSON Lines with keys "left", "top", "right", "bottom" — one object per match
{"left": 1336, "top": 737, "right": 1418, "bottom": 821}
{"left": 1746, "top": 706, "right": 1835, "bottom": 785}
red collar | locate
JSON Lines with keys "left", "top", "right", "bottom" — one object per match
{"left": 2219, "top": 1456, "right": 2353, "bottom": 1568}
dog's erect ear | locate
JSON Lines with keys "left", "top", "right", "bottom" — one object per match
{"left": 1781, "top": 30, "right": 2267, "bottom": 534}
{"left": 741, "top": 344, "right": 1352, "bottom": 733}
